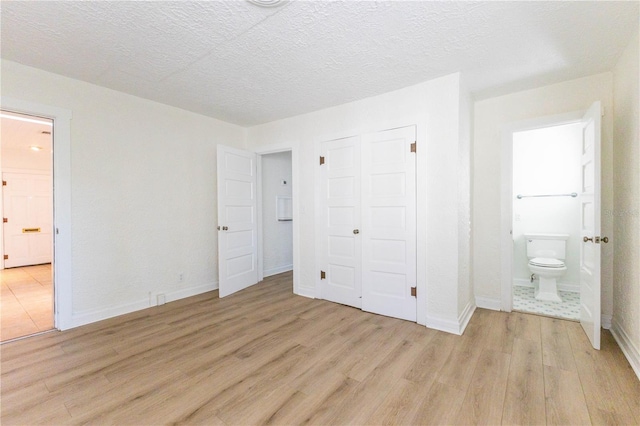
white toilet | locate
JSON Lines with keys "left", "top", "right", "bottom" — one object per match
{"left": 525, "top": 233, "right": 568, "bottom": 303}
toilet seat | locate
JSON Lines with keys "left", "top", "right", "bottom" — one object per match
{"left": 529, "top": 257, "right": 565, "bottom": 268}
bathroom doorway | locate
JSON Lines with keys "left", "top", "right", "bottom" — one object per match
{"left": 511, "top": 122, "right": 583, "bottom": 321}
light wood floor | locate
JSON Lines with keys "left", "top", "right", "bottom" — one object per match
{"left": 1, "top": 271, "right": 639, "bottom": 425}
{"left": 0, "top": 264, "right": 53, "bottom": 342}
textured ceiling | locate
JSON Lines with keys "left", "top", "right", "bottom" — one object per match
{"left": 1, "top": 1, "right": 638, "bottom": 126}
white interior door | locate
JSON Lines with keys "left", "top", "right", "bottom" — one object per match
{"left": 2, "top": 172, "right": 52, "bottom": 268}
{"left": 579, "top": 101, "right": 602, "bottom": 350}
{"left": 319, "top": 136, "right": 362, "bottom": 308}
{"left": 217, "top": 145, "right": 258, "bottom": 298}
{"left": 361, "top": 126, "right": 417, "bottom": 321}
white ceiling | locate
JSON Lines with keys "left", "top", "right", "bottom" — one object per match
{"left": 1, "top": 1, "right": 638, "bottom": 126}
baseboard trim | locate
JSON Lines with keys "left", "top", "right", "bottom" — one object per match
{"left": 68, "top": 281, "right": 218, "bottom": 330}
{"left": 458, "top": 300, "right": 476, "bottom": 335}
{"left": 264, "top": 264, "right": 293, "bottom": 278}
{"left": 610, "top": 318, "right": 640, "bottom": 381}
{"left": 475, "top": 296, "right": 501, "bottom": 311}
{"left": 295, "top": 286, "right": 316, "bottom": 299}
{"left": 601, "top": 314, "right": 612, "bottom": 330}
{"left": 426, "top": 301, "right": 476, "bottom": 336}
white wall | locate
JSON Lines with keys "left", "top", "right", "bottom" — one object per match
{"left": 612, "top": 31, "right": 640, "bottom": 377}
{"left": 1, "top": 60, "right": 246, "bottom": 326}
{"left": 512, "top": 123, "right": 582, "bottom": 289}
{"left": 261, "top": 151, "right": 293, "bottom": 276}
{"left": 247, "top": 73, "right": 474, "bottom": 333}
{"left": 473, "top": 73, "right": 614, "bottom": 319}
{"left": 2, "top": 147, "right": 51, "bottom": 171}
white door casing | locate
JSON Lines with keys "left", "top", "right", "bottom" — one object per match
{"left": 361, "top": 126, "right": 417, "bottom": 321}
{"left": 3, "top": 172, "right": 52, "bottom": 268}
{"left": 217, "top": 145, "right": 258, "bottom": 298}
{"left": 579, "top": 101, "right": 602, "bottom": 350}
{"left": 319, "top": 136, "right": 362, "bottom": 308}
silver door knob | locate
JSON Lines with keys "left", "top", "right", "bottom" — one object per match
{"left": 353, "top": 229, "right": 360, "bottom": 234}
{"left": 223, "top": 226, "right": 229, "bottom": 231}
{"left": 601, "top": 236, "right": 609, "bottom": 243}
{"left": 583, "top": 236, "right": 593, "bottom": 243}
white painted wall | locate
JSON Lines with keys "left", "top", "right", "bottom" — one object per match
{"left": 261, "top": 151, "right": 293, "bottom": 276}
{"left": 473, "top": 73, "right": 614, "bottom": 318}
{"left": 512, "top": 124, "right": 582, "bottom": 289}
{"left": 612, "top": 30, "right": 640, "bottom": 377}
{"left": 247, "top": 73, "right": 473, "bottom": 333}
{"left": 1, "top": 60, "right": 246, "bottom": 327}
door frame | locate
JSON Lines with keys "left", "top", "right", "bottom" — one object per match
{"left": 1, "top": 97, "right": 72, "bottom": 330}
{"left": 500, "top": 109, "right": 587, "bottom": 312}
{"left": 254, "top": 143, "right": 300, "bottom": 295}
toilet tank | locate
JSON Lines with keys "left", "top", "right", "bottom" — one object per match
{"left": 525, "top": 233, "right": 568, "bottom": 260}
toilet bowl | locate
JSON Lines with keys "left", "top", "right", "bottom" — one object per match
{"left": 525, "top": 234, "right": 568, "bottom": 303}
{"left": 528, "top": 257, "right": 566, "bottom": 302}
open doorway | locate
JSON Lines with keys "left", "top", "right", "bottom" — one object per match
{"left": 0, "top": 110, "right": 54, "bottom": 342}
{"left": 511, "top": 122, "right": 582, "bottom": 320}
{"left": 259, "top": 151, "right": 293, "bottom": 280}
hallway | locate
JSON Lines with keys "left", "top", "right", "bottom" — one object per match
{"left": 0, "top": 264, "right": 53, "bottom": 342}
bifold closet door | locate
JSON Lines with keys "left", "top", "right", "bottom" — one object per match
{"left": 319, "top": 136, "right": 362, "bottom": 309}
{"left": 361, "top": 126, "right": 417, "bottom": 321}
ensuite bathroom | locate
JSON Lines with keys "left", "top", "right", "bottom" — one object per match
{"left": 512, "top": 121, "right": 583, "bottom": 320}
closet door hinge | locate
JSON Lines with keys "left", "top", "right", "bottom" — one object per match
{"left": 2, "top": 180, "right": 6, "bottom": 186}
{"left": 3, "top": 255, "right": 8, "bottom": 260}
{"left": 410, "top": 142, "right": 416, "bottom": 153}
{"left": 2, "top": 218, "right": 7, "bottom": 223}
{"left": 319, "top": 156, "right": 325, "bottom": 165}
{"left": 320, "top": 270, "right": 326, "bottom": 280}
{"left": 411, "top": 286, "right": 417, "bottom": 297}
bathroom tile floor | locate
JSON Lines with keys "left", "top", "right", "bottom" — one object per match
{"left": 513, "top": 285, "right": 580, "bottom": 320}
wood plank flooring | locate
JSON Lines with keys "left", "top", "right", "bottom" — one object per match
{"left": 1, "top": 271, "right": 639, "bottom": 425}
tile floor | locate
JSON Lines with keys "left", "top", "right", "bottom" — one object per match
{"left": 0, "top": 264, "right": 53, "bottom": 342}
{"left": 513, "top": 284, "right": 580, "bottom": 320}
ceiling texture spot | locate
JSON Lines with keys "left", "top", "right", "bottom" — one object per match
{"left": 1, "top": 1, "right": 638, "bottom": 126}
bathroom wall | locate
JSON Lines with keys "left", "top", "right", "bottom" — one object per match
{"left": 261, "top": 151, "right": 293, "bottom": 277}
{"left": 512, "top": 123, "right": 582, "bottom": 290}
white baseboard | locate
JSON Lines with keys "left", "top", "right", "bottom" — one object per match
{"left": 295, "top": 286, "right": 316, "bottom": 299}
{"left": 426, "top": 300, "right": 476, "bottom": 336}
{"left": 264, "top": 264, "right": 293, "bottom": 278}
{"left": 458, "top": 300, "right": 476, "bottom": 334}
{"left": 601, "top": 314, "right": 612, "bottom": 330}
{"left": 611, "top": 318, "right": 640, "bottom": 381}
{"left": 514, "top": 279, "right": 579, "bottom": 293}
{"left": 68, "top": 281, "right": 218, "bottom": 330}
{"left": 475, "top": 296, "right": 501, "bottom": 311}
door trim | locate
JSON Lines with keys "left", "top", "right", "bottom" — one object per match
{"left": 500, "top": 110, "right": 585, "bottom": 312}
{"left": 1, "top": 97, "right": 72, "bottom": 330}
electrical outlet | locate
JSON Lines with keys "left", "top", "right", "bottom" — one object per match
{"left": 179, "top": 272, "right": 184, "bottom": 282}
